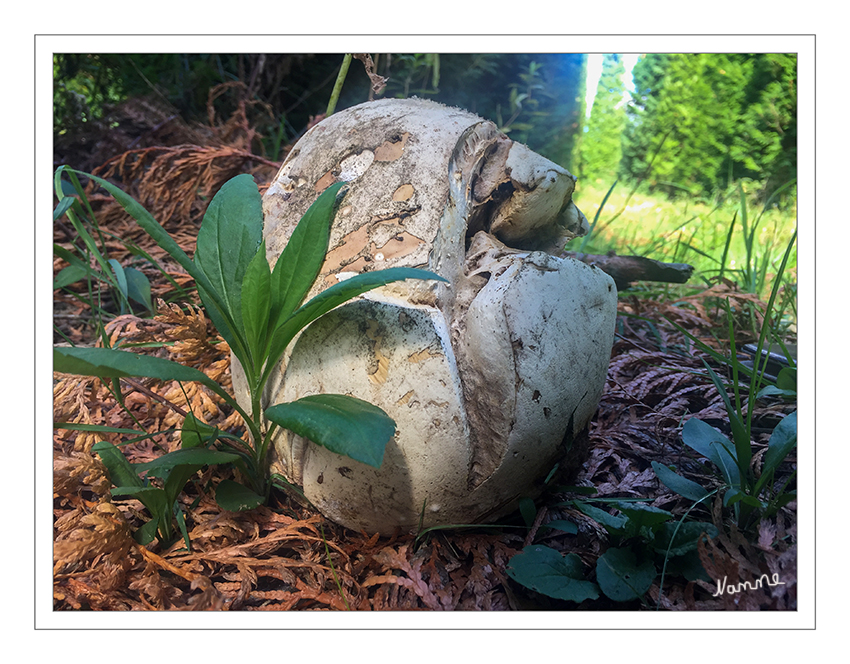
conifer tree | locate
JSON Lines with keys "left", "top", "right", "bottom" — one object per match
{"left": 577, "top": 54, "right": 627, "bottom": 183}
{"left": 621, "top": 53, "right": 796, "bottom": 199}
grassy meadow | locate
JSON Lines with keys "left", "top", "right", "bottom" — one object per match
{"left": 572, "top": 178, "right": 798, "bottom": 305}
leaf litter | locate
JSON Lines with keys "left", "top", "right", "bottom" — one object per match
{"left": 53, "top": 104, "right": 796, "bottom": 611}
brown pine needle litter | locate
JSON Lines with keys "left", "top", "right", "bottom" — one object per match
{"left": 53, "top": 105, "right": 796, "bottom": 611}
{"left": 53, "top": 292, "right": 796, "bottom": 611}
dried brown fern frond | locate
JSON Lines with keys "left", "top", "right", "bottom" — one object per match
{"left": 54, "top": 502, "right": 136, "bottom": 576}
{"left": 206, "top": 81, "right": 276, "bottom": 155}
{"left": 93, "top": 143, "right": 279, "bottom": 233}
{"left": 674, "top": 281, "right": 770, "bottom": 337}
{"left": 54, "top": 449, "right": 112, "bottom": 499}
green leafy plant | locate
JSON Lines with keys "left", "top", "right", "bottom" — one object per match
{"left": 91, "top": 414, "right": 239, "bottom": 548}
{"left": 659, "top": 230, "right": 798, "bottom": 529}
{"left": 496, "top": 60, "right": 547, "bottom": 142}
{"left": 53, "top": 170, "right": 162, "bottom": 331}
{"left": 507, "top": 496, "right": 718, "bottom": 604}
{"left": 54, "top": 167, "right": 446, "bottom": 544}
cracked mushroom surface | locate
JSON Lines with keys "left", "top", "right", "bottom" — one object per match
{"left": 233, "top": 98, "right": 617, "bottom": 535}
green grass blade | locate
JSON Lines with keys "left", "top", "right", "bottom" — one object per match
{"left": 717, "top": 211, "right": 736, "bottom": 282}
{"left": 55, "top": 422, "right": 149, "bottom": 436}
{"left": 579, "top": 178, "right": 618, "bottom": 252}
{"left": 745, "top": 230, "right": 797, "bottom": 418}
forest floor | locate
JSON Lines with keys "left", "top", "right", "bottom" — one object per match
{"left": 52, "top": 96, "right": 797, "bottom": 611}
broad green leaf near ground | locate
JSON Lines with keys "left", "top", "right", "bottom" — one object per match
{"left": 265, "top": 394, "right": 397, "bottom": 468}
{"left": 506, "top": 545, "right": 600, "bottom": 603}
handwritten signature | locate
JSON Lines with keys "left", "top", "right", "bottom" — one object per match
{"left": 713, "top": 573, "right": 785, "bottom": 597}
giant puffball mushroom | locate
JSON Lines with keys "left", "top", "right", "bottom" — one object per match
{"left": 231, "top": 98, "right": 617, "bottom": 535}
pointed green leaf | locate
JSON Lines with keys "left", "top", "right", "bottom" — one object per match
{"left": 507, "top": 545, "right": 599, "bottom": 603}
{"left": 215, "top": 479, "right": 265, "bottom": 512}
{"left": 756, "top": 385, "right": 797, "bottom": 399}
{"left": 269, "top": 181, "right": 345, "bottom": 327}
{"left": 53, "top": 346, "right": 240, "bottom": 416}
{"left": 652, "top": 521, "right": 718, "bottom": 557}
{"left": 753, "top": 412, "right": 797, "bottom": 499}
{"left": 776, "top": 367, "right": 797, "bottom": 392}
{"left": 518, "top": 497, "right": 537, "bottom": 529}
{"left": 763, "top": 411, "right": 797, "bottom": 474}
{"left": 541, "top": 520, "right": 579, "bottom": 535}
{"left": 194, "top": 174, "right": 263, "bottom": 337}
{"left": 615, "top": 502, "right": 672, "bottom": 532}
{"left": 161, "top": 464, "right": 207, "bottom": 506}
{"left": 56, "top": 346, "right": 212, "bottom": 385}
{"left": 181, "top": 412, "right": 219, "bottom": 449}
{"left": 53, "top": 196, "right": 75, "bottom": 220}
{"left": 124, "top": 266, "right": 153, "bottom": 311}
{"left": 241, "top": 241, "right": 272, "bottom": 365}
{"left": 53, "top": 264, "right": 90, "bottom": 290}
{"left": 572, "top": 501, "right": 629, "bottom": 533}
{"left": 681, "top": 418, "right": 740, "bottom": 486}
{"left": 133, "top": 448, "right": 241, "bottom": 478}
{"left": 108, "top": 259, "right": 129, "bottom": 300}
{"left": 596, "top": 547, "right": 656, "bottom": 602}
{"left": 135, "top": 515, "right": 162, "bottom": 545}
{"left": 651, "top": 461, "right": 710, "bottom": 502}
{"left": 723, "top": 488, "right": 764, "bottom": 509}
{"left": 174, "top": 506, "right": 192, "bottom": 552}
{"left": 109, "top": 485, "right": 173, "bottom": 542}
{"left": 92, "top": 440, "right": 145, "bottom": 489}
{"left": 265, "top": 394, "right": 396, "bottom": 468}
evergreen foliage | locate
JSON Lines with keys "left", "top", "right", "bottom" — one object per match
{"left": 576, "top": 54, "right": 627, "bottom": 182}
{"left": 621, "top": 53, "right": 796, "bottom": 199}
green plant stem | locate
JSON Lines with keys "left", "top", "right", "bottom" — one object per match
{"left": 745, "top": 229, "right": 797, "bottom": 436}
{"left": 326, "top": 54, "right": 352, "bottom": 116}
{"left": 320, "top": 524, "right": 351, "bottom": 610}
{"left": 655, "top": 489, "right": 718, "bottom": 610}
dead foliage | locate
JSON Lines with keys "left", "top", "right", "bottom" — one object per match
{"left": 53, "top": 87, "right": 284, "bottom": 345}
{"left": 53, "top": 286, "right": 797, "bottom": 611}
